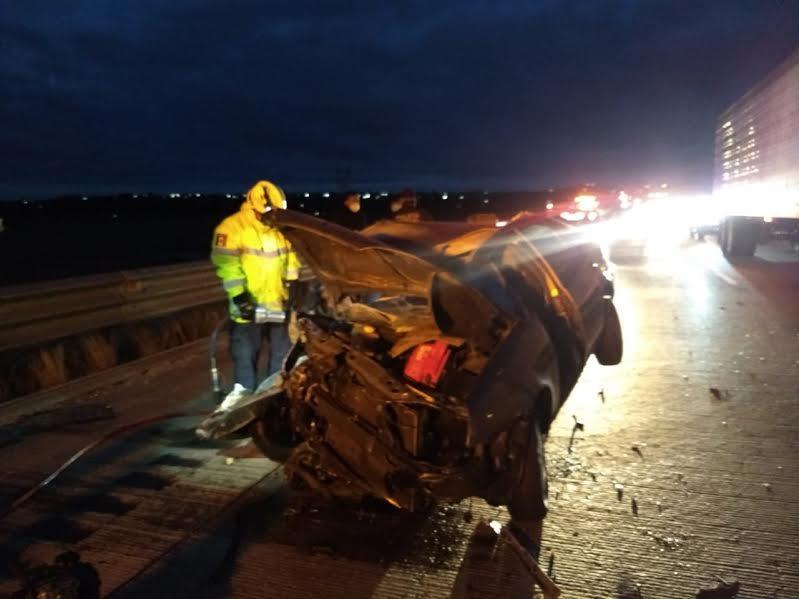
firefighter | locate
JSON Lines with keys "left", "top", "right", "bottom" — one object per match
{"left": 211, "top": 180, "right": 300, "bottom": 410}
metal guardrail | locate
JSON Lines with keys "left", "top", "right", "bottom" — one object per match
{"left": 0, "top": 262, "right": 225, "bottom": 351}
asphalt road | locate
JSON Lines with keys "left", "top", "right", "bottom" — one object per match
{"left": 0, "top": 237, "right": 797, "bottom": 598}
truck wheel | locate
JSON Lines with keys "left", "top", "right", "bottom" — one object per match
{"left": 595, "top": 301, "right": 623, "bottom": 366}
{"left": 722, "top": 217, "right": 759, "bottom": 257}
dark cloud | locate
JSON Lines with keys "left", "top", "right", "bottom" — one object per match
{"left": 1, "top": 0, "right": 798, "bottom": 196}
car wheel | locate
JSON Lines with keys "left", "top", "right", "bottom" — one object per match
{"left": 595, "top": 301, "right": 623, "bottom": 366}
{"left": 249, "top": 398, "right": 299, "bottom": 462}
{"left": 508, "top": 415, "right": 548, "bottom": 522}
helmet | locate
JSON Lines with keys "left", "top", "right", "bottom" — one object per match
{"left": 246, "top": 180, "right": 287, "bottom": 213}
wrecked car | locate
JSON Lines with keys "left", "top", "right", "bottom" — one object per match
{"left": 199, "top": 210, "right": 622, "bottom": 522}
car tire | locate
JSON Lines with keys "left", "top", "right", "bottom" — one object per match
{"left": 595, "top": 301, "right": 623, "bottom": 366}
{"left": 249, "top": 399, "right": 298, "bottom": 462}
{"left": 508, "top": 415, "right": 548, "bottom": 522}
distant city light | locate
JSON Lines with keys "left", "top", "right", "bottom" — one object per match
{"left": 195, "top": 193, "right": 201, "bottom": 197}
{"left": 660, "top": 183, "right": 668, "bottom": 189}
{"left": 459, "top": 195, "right": 464, "bottom": 200}
{"left": 300, "top": 203, "right": 305, "bottom": 208}
{"left": 323, "top": 192, "right": 330, "bottom": 198}
{"left": 82, "top": 196, "right": 88, "bottom": 201}
{"left": 112, "top": 213, "right": 118, "bottom": 219}
{"left": 442, "top": 193, "right": 448, "bottom": 200}
{"left": 546, "top": 202, "right": 554, "bottom": 210}
{"left": 380, "top": 192, "right": 388, "bottom": 197}
{"left": 483, "top": 198, "right": 490, "bottom": 204}
{"left": 722, "top": 120, "right": 732, "bottom": 129}
{"left": 362, "top": 193, "right": 371, "bottom": 199}
{"left": 304, "top": 192, "right": 310, "bottom": 198}
{"left": 763, "top": 216, "right": 773, "bottom": 223}
{"left": 314, "top": 211, "right": 320, "bottom": 216}
{"left": 133, "top": 194, "right": 138, "bottom": 199}
{"left": 226, "top": 193, "right": 232, "bottom": 198}
{"left": 495, "top": 220, "right": 508, "bottom": 228}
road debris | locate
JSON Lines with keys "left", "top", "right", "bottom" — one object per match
{"left": 498, "top": 522, "right": 562, "bottom": 598}
{"left": 568, "top": 415, "right": 584, "bottom": 453}
{"left": 631, "top": 498, "right": 639, "bottom": 516}
{"left": 13, "top": 550, "right": 101, "bottom": 599}
{"left": 598, "top": 389, "right": 605, "bottom": 403}
{"left": 645, "top": 530, "right": 683, "bottom": 551}
{"left": 709, "top": 388, "right": 731, "bottom": 401}
{"left": 614, "top": 482, "right": 624, "bottom": 501}
{"left": 695, "top": 577, "right": 741, "bottom": 598}
{"left": 631, "top": 445, "right": 644, "bottom": 459}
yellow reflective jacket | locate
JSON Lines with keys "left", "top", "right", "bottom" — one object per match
{"left": 211, "top": 203, "right": 300, "bottom": 322}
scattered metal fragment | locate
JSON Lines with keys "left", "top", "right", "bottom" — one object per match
{"left": 631, "top": 497, "right": 639, "bottom": 516}
{"left": 598, "top": 389, "right": 605, "bottom": 403}
{"left": 631, "top": 445, "right": 644, "bottom": 459}
{"left": 568, "top": 415, "right": 584, "bottom": 453}
{"left": 709, "top": 388, "right": 730, "bottom": 401}
{"left": 695, "top": 578, "right": 741, "bottom": 598}
{"left": 463, "top": 498, "right": 473, "bottom": 523}
{"left": 614, "top": 482, "right": 624, "bottom": 501}
{"left": 547, "top": 552, "right": 555, "bottom": 577}
{"left": 645, "top": 530, "right": 683, "bottom": 550}
{"left": 762, "top": 482, "right": 773, "bottom": 492}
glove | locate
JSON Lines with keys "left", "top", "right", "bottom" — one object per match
{"left": 232, "top": 292, "right": 256, "bottom": 322}
{"left": 288, "top": 310, "right": 300, "bottom": 343}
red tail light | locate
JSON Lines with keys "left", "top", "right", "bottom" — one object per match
{"left": 404, "top": 341, "right": 451, "bottom": 387}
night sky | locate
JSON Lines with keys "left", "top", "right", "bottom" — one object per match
{"left": 2, "top": 1, "right": 798, "bottom": 198}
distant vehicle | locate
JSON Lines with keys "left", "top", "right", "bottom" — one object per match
{"left": 199, "top": 211, "right": 622, "bottom": 523}
{"left": 714, "top": 47, "right": 799, "bottom": 256}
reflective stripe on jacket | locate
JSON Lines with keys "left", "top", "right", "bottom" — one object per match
{"left": 211, "top": 203, "right": 300, "bottom": 321}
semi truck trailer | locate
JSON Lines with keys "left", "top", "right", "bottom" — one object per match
{"left": 714, "top": 47, "right": 799, "bottom": 257}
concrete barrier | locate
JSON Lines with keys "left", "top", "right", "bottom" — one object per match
{"left": 0, "top": 262, "right": 225, "bottom": 351}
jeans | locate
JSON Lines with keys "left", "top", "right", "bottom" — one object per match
{"left": 229, "top": 322, "right": 292, "bottom": 391}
